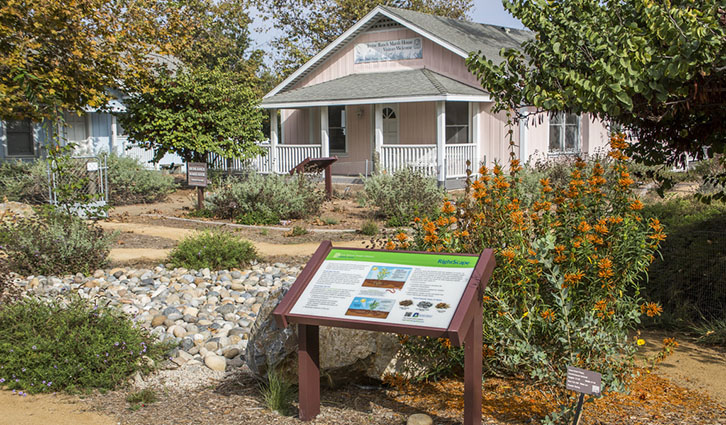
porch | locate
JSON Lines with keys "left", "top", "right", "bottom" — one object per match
{"left": 254, "top": 69, "right": 490, "bottom": 183}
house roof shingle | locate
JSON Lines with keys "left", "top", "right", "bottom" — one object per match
{"left": 380, "top": 6, "right": 532, "bottom": 65}
{"left": 261, "top": 69, "right": 488, "bottom": 107}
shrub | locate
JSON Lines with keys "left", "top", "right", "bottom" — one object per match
{"left": 692, "top": 319, "right": 726, "bottom": 346}
{"left": 0, "top": 209, "right": 116, "bottom": 275}
{"left": 360, "top": 167, "right": 444, "bottom": 227}
{"left": 641, "top": 197, "right": 726, "bottom": 323}
{"left": 383, "top": 135, "right": 665, "bottom": 410}
{"left": 0, "top": 297, "right": 168, "bottom": 394}
{"left": 285, "top": 225, "right": 308, "bottom": 237}
{"left": 359, "top": 220, "right": 379, "bottom": 236}
{"left": 205, "top": 173, "right": 324, "bottom": 223}
{"left": 167, "top": 229, "right": 256, "bottom": 270}
{"left": 0, "top": 160, "right": 48, "bottom": 204}
{"left": 107, "top": 154, "right": 176, "bottom": 205}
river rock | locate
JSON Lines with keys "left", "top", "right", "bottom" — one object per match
{"left": 204, "top": 354, "right": 226, "bottom": 371}
{"left": 245, "top": 285, "right": 400, "bottom": 385}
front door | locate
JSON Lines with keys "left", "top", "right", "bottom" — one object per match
{"left": 382, "top": 105, "right": 398, "bottom": 145}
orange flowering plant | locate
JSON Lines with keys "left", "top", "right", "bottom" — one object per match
{"left": 385, "top": 133, "right": 666, "bottom": 399}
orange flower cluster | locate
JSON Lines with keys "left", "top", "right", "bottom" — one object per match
{"left": 641, "top": 302, "right": 663, "bottom": 317}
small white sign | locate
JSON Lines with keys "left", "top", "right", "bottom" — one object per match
{"left": 86, "top": 162, "right": 99, "bottom": 172}
{"left": 354, "top": 37, "right": 423, "bottom": 64}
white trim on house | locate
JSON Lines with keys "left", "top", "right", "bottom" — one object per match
{"left": 262, "top": 94, "right": 492, "bottom": 110}
{"left": 264, "top": 5, "right": 469, "bottom": 99}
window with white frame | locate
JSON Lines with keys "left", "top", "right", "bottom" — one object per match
{"left": 6, "top": 120, "right": 34, "bottom": 156}
{"left": 445, "top": 102, "right": 469, "bottom": 144}
{"left": 328, "top": 105, "right": 346, "bottom": 153}
{"left": 549, "top": 112, "right": 580, "bottom": 153}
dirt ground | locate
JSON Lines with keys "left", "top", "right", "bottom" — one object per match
{"left": 0, "top": 391, "right": 118, "bottom": 425}
{"left": 640, "top": 330, "right": 726, "bottom": 404}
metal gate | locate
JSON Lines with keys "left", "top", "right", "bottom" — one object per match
{"left": 48, "top": 155, "right": 109, "bottom": 218}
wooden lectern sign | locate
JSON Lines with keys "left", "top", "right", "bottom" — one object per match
{"left": 273, "top": 241, "right": 496, "bottom": 424}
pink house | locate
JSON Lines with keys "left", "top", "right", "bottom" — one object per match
{"left": 260, "top": 6, "right": 610, "bottom": 184}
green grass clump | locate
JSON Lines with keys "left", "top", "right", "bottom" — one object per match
{"left": 260, "top": 369, "right": 295, "bottom": 415}
{"left": 0, "top": 297, "right": 168, "bottom": 394}
{"left": 167, "top": 229, "right": 256, "bottom": 270}
{"left": 126, "top": 388, "right": 158, "bottom": 409}
{"left": 286, "top": 225, "right": 308, "bottom": 237}
{"left": 692, "top": 319, "right": 726, "bottom": 346}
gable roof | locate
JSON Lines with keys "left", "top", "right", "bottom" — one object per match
{"left": 265, "top": 5, "right": 532, "bottom": 99}
{"left": 261, "top": 69, "right": 489, "bottom": 109}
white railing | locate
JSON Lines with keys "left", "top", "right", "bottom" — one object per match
{"left": 380, "top": 144, "right": 437, "bottom": 176}
{"left": 275, "top": 144, "right": 322, "bottom": 173}
{"left": 206, "top": 144, "right": 321, "bottom": 175}
{"left": 208, "top": 144, "right": 273, "bottom": 174}
{"left": 445, "top": 144, "right": 477, "bottom": 178}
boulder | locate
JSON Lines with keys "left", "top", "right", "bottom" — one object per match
{"left": 245, "top": 285, "right": 400, "bottom": 386}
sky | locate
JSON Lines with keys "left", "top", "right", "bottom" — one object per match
{"left": 248, "top": 0, "right": 523, "bottom": 52}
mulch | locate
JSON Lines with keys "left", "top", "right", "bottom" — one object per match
{"left": 86, "top": 368, "right": 726, "bottom": 425}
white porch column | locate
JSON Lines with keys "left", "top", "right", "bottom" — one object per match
{"left": 269, "top": 108, "right": 278, "bottom": 173}
{"left": 320, "top": 106, "right": 329, "bottom": 157}
{"left": 110, "top": 114, "right": 118, "bottom": 154}
{"left": 374, "top": 104, "right": 383, "bottom": 169}
{"left": 471, "top": 102, "right": 481, "bottom": 174}
{"left": 435, "top": 100, "right": 446, "bottom": 185}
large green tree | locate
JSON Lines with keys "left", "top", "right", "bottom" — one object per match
{"left": 467, "top": 0, "right": 726, "bottom": 167}
{"left": 118, "top": 66, "right": 265, "bottom": 163}
{"left": 255, "top": 0, "right": 474, "bottom": 78}
{"left": 0, "top": 0, "right": 189, "bottom": 123}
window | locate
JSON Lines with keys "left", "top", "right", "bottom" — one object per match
{"left": 6, "top": 120, "right": 34, "bottom": 156}
{"left": 445, "top": 102, "right": 469, "bottom": 144}
{"left": 328, "top": 105, "right": 346, "bottom": 153}
{"left": 549, "top": 113, "right": 580, "bottom": 153}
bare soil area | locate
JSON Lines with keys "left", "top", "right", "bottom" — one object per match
{"left": 0, "top": 391, "right": 117, "bottom": 425}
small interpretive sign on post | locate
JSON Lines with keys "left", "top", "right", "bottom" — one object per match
{"left": 566, "top": 366, "right": 601, "bottom": 395}
{"left": 186, "top": 162, "right": 208, "bottom": 187}
{"left": 273, "top": 243, "right": 496, "bottom": 425}
{"left": 567, "top": 366, "right": 602, "bottom": 425}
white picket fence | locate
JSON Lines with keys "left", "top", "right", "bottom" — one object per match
{"left": 208, "top": 144, "right": 322, "bottom": 174}
{"left": 379, "top": 143, "right": 477, "bottom": 178}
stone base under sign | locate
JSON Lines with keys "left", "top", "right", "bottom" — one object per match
{"left": 245, "top": 284, "right": 401, "bottom": 386}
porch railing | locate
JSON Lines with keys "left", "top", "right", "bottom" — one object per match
{"left": 276, "top": 144, "right": 322, "bottom": 173}
{"left": 380, "top": 144, "right": 437, "bottom": 176}
{"left": 445, "top": 144, "right": 477, "bottom": 178}
{"left": 207, "top": 143, "right": 322, "bottom": 174}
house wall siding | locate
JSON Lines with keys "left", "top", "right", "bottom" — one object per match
{"left": 399, "top": 102, "right": 436, "bottom": 145}
{"left": 294, "top": 28, "right": 480, "bottom": 90}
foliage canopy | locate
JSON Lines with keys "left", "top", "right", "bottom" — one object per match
{"left": 118, "top": 66, "right": 265, "bottom": 163}
{"left": 467, "top": 1, "right": 726, "bottom": 167}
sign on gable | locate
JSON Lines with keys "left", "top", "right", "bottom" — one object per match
{"left": 354, "top": 37, "right": 423, "bottom": 63}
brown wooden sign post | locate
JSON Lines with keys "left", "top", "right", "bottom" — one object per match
{"left": 273, "top": 241, "right": 496, "bottom": 424}
{"left": 186, "top": 162, "right": 207, "bottom": 210}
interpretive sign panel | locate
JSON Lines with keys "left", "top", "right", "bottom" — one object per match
{"left": 186, "top": 162, "right": 207, "bottom": 187}
{"left": 566, "top": 366, "right": 602, "bottom": 395}
{"left": 289, "top": 249, "right": 476, "bottom": 330}
{"left": 354, "top": 37, "right": 423, "bottom": 63}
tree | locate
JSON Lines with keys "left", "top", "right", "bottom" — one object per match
{"left": 118, "top": 66, "right": 265, "bottom": 163}
{"left": 255, "top": 0, "right": 474, "bottom": 78}
{"left": 0, "top": 0, "right": 188, "bottom": 123}
{"left": 466, "top": 1, "right": 726, "bottom": 168}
